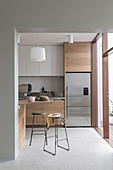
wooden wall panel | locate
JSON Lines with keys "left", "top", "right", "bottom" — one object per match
{"left": 26, "top": 100, "right": 65, "bottom": 126}
{"left": 64, "top": 42, "right": 91, "bottom": 72}
{"left": 102, "top": 33, "right": 109, "bottom": 138}
{"left": 26, "top": 103, "right": 43, "bottom": 125}
{"left": 92, "top": 42, "right": 98, "bottom": 127}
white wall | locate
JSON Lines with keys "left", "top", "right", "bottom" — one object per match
{"left": 1, "top": 0, "right": 113, "bottom": 160}
{"left": 14, "top": 29, "right": 19, "bottom": 159}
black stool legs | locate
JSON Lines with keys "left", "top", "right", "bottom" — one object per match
{"left": 29, "top": 114, "right": 35, "bottom": 146}
{"left": 29, "top": 113, "right": 47, "bottom": 146}
{"left": 43, "top": 115, "right": 48, "bottom": 146}
{"left": 57, "top": 124, "right": 70, "bottom": 151}
{"left": 43, "top": 117, "right": 70, "bottom": 156}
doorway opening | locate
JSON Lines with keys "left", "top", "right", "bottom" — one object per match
{"left": 15, "top": 29, "right": 111, "bottom": 156}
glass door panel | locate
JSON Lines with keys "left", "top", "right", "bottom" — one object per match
{"left": 108, "top": 33, "right": 113, "bottom": 141}
{"left": 108, "top": 53, "right": 113, "bottom": 141}
{"left": 97, "top": 37, "right": 103, "bottom": 133}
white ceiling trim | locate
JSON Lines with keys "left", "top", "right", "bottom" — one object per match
{"left": 19, "top": 33, "right": 98, "bottom": 46}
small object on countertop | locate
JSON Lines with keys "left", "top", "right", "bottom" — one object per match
{"left": 19, "top": 84, "right": 32, "bottom": 93}
{"left": 35, "top": 96, "right": 40, "bottom": 101}
{"left": 28, "top": 96, "right": 36, "bottom": 102}
{"left": 42, "top": 87, "right": 45, "bottom": 93}
{"left": 41, "top": 87, "right": 49, "bottom": 93}
{"left": 51, "top": 91, "right": 55, "bottom": 96}
{"left": 40, "top": 96, "right": 50, "bottom": 101}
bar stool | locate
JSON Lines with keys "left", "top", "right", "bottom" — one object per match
{"left": 43, "top": 114, "right": 70, "bottom": 155}
{"left": 29, "top": 112, "right": 47, "bottom": 146}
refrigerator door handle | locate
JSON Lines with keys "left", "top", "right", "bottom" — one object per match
{"left": 66, "top": 86, "right": 69, "bottom": 119}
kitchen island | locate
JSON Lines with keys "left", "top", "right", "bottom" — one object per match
{"left": 18, "top": 99, "right": 65, "bottom": 151}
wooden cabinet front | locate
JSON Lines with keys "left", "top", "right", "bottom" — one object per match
{"left": 64, "top": 42, "right": 91, "bottom": 72}
{"left": 18, "top": 104, "right": 26, "bottom": 151}
{"left": 26, "top": 102, "right": 43, "bottom": 125}
{"left": 26, "top": 100, "right": 65, "bottom": 126}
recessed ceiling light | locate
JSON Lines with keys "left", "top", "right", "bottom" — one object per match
{"left": 69, "top": 35, "right": 73, "bottom": 44}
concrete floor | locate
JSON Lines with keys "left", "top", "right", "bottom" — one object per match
{"left": 0, "top": 128, "right": 113, "bottom": 170}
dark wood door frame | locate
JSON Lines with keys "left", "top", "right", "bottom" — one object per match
{"left": 92, "top": 42, "right": 98, "bottom": 127}
{"left": 102, "top": 33, "right": 109, "bottom": 138}
{"left": 91, "top": 33, "right": 102, "bottom": 128}
{"left": 92, "top": 33, "right": 102, "bottom": 43}
{"left": 92, "top": 33, "right": 109, "bottom": 139}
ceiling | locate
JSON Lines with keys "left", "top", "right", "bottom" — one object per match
{"left": 19, "top": 33, "right": 98, "bottom": 46}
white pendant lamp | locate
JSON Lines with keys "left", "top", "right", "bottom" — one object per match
{"left": 30, "top": 33, "right": 46, "bottom": 61}
{"left": 30, "top": 47, "right": 46, "bottom": 61}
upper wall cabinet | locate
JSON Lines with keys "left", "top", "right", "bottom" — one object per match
{"left": 18, "top": 45, "right": 64, "bottom": 76}
{"left": 40, "top": 46, "right": 51, "bottom": 76}
{"left": 64, "top": 42, "right": 91, "bottom": 72}
{"left": 51, "top": 46, "right": 64, "bottom": 76}
{"left": 18, "top": 46, "right": 40, "bottom": 76}
{"left": 18, "top": 46, "right": 27, "bottom": 76}
{"left": 26, "top": 46, "right": 40, "bottom": 76}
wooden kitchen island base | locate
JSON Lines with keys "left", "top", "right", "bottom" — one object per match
{"left": 18, "top": 100, "right": 65, "bottom": 151}
{"left": 26, "top": 100, "right": 65, "bottom": 126}
{"left": 18, "top": 104, "right": 26, "bottom": 151}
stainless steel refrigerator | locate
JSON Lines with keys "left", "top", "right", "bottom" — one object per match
{"left": 66, "top": 73, "right": 91, "bottom": 127}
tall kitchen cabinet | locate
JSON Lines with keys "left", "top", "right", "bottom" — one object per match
{"left": 64, "top": 42, "right": 91, "bottom": 72}
{"left": 64, "top": 42, "right": 92, "bottom": 126}
{"left": 18, "top": 46, "right": 64, "bottom": 76}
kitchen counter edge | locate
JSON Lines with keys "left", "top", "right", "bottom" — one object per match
{"left": 19, "top": 99, "right": 64, "bottom": 105}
